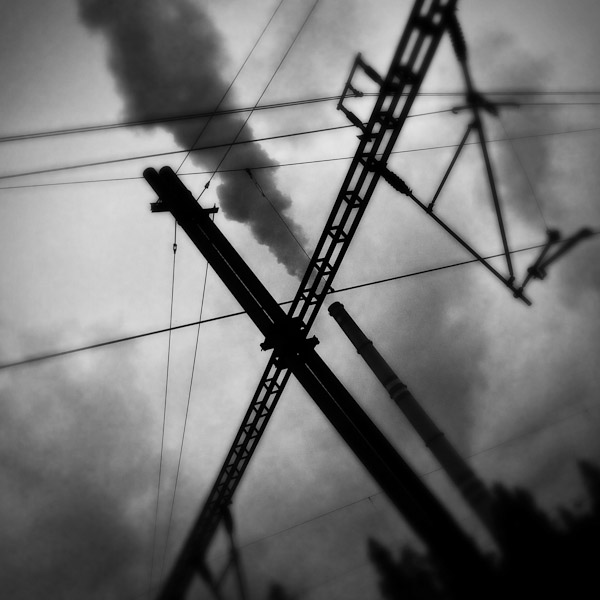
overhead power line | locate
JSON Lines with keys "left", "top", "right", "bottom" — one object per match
{"left": 3, "top": 236, "right": 598, "bottom": 371}
{"left": 0, "top": 94, "right": 366, "bottom": 145}
{"left": 2, "top": 121, "right": 600, "bottom": 190}
{"left": 1, "top": 90, "right": 598, "bottom": 144}
{"left": 0, "top": 123, "right": 358, "bottom": 182}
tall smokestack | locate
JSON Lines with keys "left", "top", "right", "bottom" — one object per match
{"left": 328, "top": 301, "right": 498, "bottom": 539}
{"left": 78, "top": 0, "right": 309, "bottom": 277}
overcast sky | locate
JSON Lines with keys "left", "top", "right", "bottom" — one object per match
{"left": 1, "top": 1, "right": 600, "bottom": 599}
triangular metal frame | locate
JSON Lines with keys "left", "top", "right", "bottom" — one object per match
{"left": 337, "top": 11, "right": 591, "bottom": 305}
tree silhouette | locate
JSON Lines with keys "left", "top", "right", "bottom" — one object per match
{"left": 369, "top": 460, "right": 600, "bottom": 599}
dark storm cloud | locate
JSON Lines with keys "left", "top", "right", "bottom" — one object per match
{"left": 78, "top": 0, "right": 309, "bottom": 277}
{"left": 0, "top": 349, "right": 158, "bottom": 599}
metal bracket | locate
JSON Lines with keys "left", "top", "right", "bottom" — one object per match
{"left": 337, "top": 53, "right": 384, "bottom": 131}
{"left": 151, "top": 199, "right": 218, "bottom": 214}
{"left": 260, "top": 317, "right": 319, "bottom": 359}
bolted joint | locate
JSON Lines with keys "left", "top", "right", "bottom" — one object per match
{"left": 261, "top": 317, "right": 319, "bottom": 361}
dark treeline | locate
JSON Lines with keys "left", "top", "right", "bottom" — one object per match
{"left": 368, "top": 460, "right": 600, "bottom": 599}
{"left": 261, "top": 461, "right": 600, "bottom": 599}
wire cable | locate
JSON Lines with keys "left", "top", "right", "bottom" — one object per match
{"left": 175, "top": 0, "right": 286, "bottom": 177}
{"left": 4, "top": 235, "right": 597, "bottom": 371}
{"left": 161, "top": 259, "right": 211, "bottom": 577}
{"left": 0, "top": 93, "right": 368, "bottom": 145}
{"left": 200, "top": 0, "right": 323, "bottom": 193}
{"left": 2, "top": 121, "right": 600, "bottom": 186}
{"left": 0, "top": 93, "right": 598, "bottom": 144}
{"left": 153, "top": 6, "right": 321, "bottom": 578}
{"left": 0, "top": 123, "right": 356, "bottom": 182}
{"left": 148, "top": 222, "right": 178, "bottom": 597}
{"left": 0, "top": 106, "right": 459, "bottom": 189}
{"left": 246, "top": 168, "right": 312, "bottom": 261}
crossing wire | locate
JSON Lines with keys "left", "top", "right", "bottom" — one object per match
{"left": 0, "top": 93, "right": 598, "bottom": 144}
{"left": 0, "top": 94, "right": 357, "bottom": 145}
{"left": 155, "top": 0, "right": 323, "bottom": 578}
{"left": 246, "top": 167, "right": 312, "bottom": 261}
{"left": 174, "top": 0, "right": 286, "bottom": 177}
{"left": 2, "top": 3, "right": 596, "bottom": 595}
{"left": 0, "top": 123, "right": 357, "bottom": 182}
{"left": 2, "top": 120, "right": 600, "bottom": 187}
{"left": 3, "top": 234, "right": 598, "bottom": 372}
{"left": 152, "top": 0, "right": 289, "bottom": 579}
{"left": 160, "top": 257, "right": 211, "bottom": 578}
{"left": 198, "top": 0, "right": 323, "bottom": 193}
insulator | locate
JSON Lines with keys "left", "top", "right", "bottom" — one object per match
{"left": 344, "top": 107, "right": 366, "bottom": 131}
{"left": 448, "top": 11, "right": 467, "bottom": 63}
{"left": 374, "top": 163, "right": 413, "bottom": 197}
{"left": 358, "top": 57, "right": 383, "bottom": 85}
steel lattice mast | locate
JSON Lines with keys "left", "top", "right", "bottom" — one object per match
{"left": 150, "top": 1, "right": 458, "bottom": 596}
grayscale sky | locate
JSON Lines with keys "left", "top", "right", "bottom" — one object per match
{"left": 1, "top": 1, "right": 599, "bottom": 599}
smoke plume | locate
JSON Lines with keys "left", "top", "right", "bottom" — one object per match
{"left": 78, "top": 0, "right": 309, "bottom": 277}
